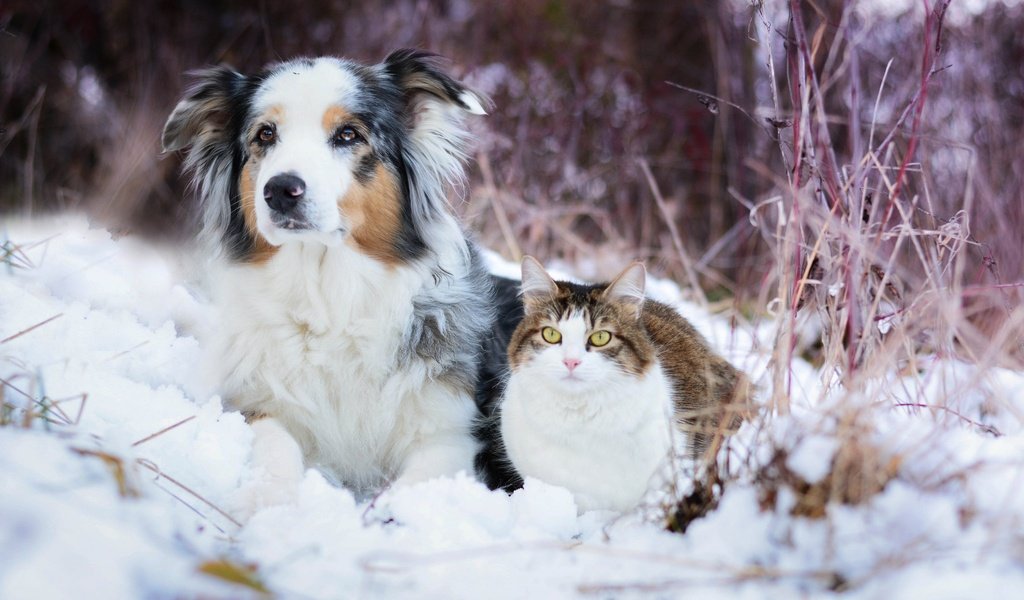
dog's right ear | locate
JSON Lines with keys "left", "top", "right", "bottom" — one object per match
{"left": 162, "top": 66, "right": 248, "bottom": 153}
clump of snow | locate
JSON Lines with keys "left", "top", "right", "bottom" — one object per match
{"left": 2, "top": 215, "right": 1023, "bottom": 598}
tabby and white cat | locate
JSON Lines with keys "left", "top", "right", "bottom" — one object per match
{"left": 499, "top": 257, "right": 747, "bottom": 512}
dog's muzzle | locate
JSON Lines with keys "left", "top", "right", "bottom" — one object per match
{"left": 264, "top": 173, "right": 315, "bottom": 230}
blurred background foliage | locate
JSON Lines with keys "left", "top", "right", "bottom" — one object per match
{"left": 1, "top": 0, "right": 1022, "bottom": 300}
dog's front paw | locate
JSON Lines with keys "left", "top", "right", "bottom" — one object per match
{"left": 229, "top": 418, "right": 306, "bottom": 523}
{"left": 393, "top": 429, "right": 479, "bottom": 487}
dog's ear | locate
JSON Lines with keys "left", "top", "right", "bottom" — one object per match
{"left": 382, "top": 50, "right": 490, "bottom": 223}
{"left": 162, "top": 66, "right": 249, "bottom": 153}
{"left": 163, "top": 66, "right": 253, "bottom": 252}
{"left": 383, "top": 49, "right": 490, "bottom": 117}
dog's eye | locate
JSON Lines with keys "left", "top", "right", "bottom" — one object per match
{"left": 332, "top": 126, "right": 361, "bottom": 147}
{"left": 256, "top": 125, "right": 276, "bottom": 146}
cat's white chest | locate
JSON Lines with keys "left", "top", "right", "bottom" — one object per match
{"left": 500, "top": 364, "right": 675, "bottom": 512}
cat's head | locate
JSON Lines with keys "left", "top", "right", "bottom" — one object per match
{"left": 507, "top": 257, "right": 657, "bottom": 393}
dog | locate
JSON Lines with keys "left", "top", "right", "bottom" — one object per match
{"left": 162, "top": 50, "right": 506, "bottom": 503}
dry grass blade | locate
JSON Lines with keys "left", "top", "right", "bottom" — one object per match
{"left": 1, "top": 313, "right": 64, "bottom": 344}
{"left": 1, "top": 240, "right": 34, "bottom": 270}
{"left": 131, "top": 415, "right": 196, "bottom": 447}
{"left": 1, "top": 233, "right": 63, "bottom": 272}
{"left": 665, "top": 81, "right": 778, "bottom": 138}
{"left": 136, "top": 459, "right": 243, "bottom": 528}
{"left": 577, "top": 565, "right": 847, "bottom": 595}
{"left": 639, "top": 159, "right": 706, "bottom": 307}
{"left": 892, "top": 402, "right": 1001, "bottom": 437}
{"left": 69, "top": 393, "right": 87, "bottom": 426}
{"left": 476, "top": 152, "right": 521, "bottom": 261}
{"left": 103, "top": 340, "right": 150, "bottom": 363}
{"left": 0, "top": 374, "right": 73, "bottom": 428}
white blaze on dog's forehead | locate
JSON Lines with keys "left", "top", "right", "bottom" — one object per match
{"left": 253, "top": 59, "right": 361, "bottom": 116}
{"left": 458, "top": 91, "right": 487, "bottom": 115}
{"left": 247, "top": 59, "right": 364, "bottom": 247}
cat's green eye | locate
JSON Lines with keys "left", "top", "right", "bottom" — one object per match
{"left": 589, "top": 330, "right": 612, "bottom": 347}
{"left": 541, "top": 326, "right": 562, "bottom": 344}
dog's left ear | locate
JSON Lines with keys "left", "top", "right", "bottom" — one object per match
{"left": 382, "top": 50, "right": 490, "bottom": 224}
{"left": 384, "top": 49, "right": 490, "bottom": 116}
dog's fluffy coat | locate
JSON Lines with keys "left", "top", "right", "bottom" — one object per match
{"left": 163, "top": 51, "right": 499, "bottom": 495}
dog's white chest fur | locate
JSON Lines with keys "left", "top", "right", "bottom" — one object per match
{"left": 211, "top": 241, "right": 476, "bottom": 493}
{"left": 500, "top": 363, "right": 675, "bottom": 512}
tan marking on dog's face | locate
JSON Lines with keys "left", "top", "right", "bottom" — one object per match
{"left": 321, "top": 105, "right": 353, "bottom": 135}
{"left": 246, "top": 105, "right": 284, "bottom": 155}
{"left": 239, "top": 161, "right": 279, "bottom": 263}
{"left": 321, "top": 105, "right": 370, "bottom": 145}
{"left": 253, "top": 105, "right": 284, "bottom": 131}
{"left": 340, "top": 162, "right": 402, "bottom": 265}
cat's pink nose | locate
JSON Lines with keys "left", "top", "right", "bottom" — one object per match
{"left": 563, "top": 358, "right": 581, "bottom": 372}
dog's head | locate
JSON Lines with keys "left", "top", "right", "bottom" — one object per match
{"left": 162, "top": 50, "right": 488, "bottom": 262}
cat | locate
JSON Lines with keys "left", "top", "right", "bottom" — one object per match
{"left": 498, "top": 256, "right": 749, "bottom": 512}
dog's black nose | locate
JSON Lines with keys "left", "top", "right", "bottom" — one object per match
{"left": 263, "top": 173, "right": 306, "bottom": 214}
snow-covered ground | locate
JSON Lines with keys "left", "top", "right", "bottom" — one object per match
{"left": 1, "top": 216, "right": 1022, "bottom": 599}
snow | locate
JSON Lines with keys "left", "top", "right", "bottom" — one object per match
{"left": 2, "top": 215, "right": 1023, "bottom": 598}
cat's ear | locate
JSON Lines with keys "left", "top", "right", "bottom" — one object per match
{"left": 520, "top": 256, "right": 558, "bottom": 312}
{"left": 603, "top": 262, "right": 646, "bottom": 319}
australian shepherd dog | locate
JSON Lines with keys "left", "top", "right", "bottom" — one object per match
{"left": 162, "top": 50, "right": 512, "bottom": 505}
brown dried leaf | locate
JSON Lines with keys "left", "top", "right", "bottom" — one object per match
{"left": 70, "top": 448, "right": 140, "bottom": 498}
{"left": 697, "top": 95, "right": 719, "bottom": 115}
{"left": 197, "top": 559, "right": 270, "bottom": 594}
